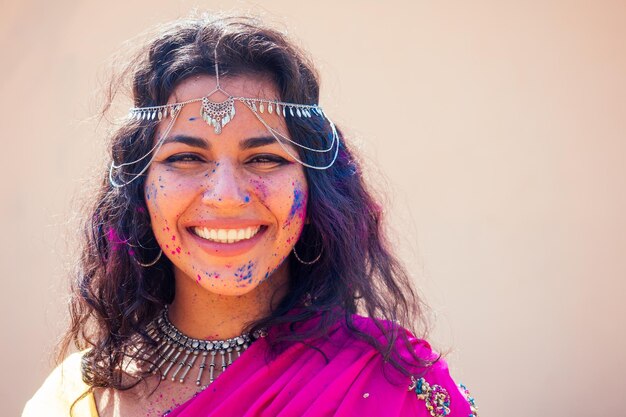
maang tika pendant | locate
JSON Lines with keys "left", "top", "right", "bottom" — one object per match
{"left": 200, "top": 96, "right": 236, "bottom": 134}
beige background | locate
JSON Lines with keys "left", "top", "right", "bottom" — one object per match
{"left": 2, "top": 1, "right": 625, "bottom": 416}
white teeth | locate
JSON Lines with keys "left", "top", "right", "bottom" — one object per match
{"left": 192, "top": 226, "right": 262, "bottom": 243}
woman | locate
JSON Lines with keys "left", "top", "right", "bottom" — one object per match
{"left": 23, "top": 13, "right": 478, "bottom": 417}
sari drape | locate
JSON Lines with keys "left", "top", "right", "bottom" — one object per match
{"left": 22, "top": 314, "right": 477, "bottom": 417}
{"left": 165, "top": 315, "right": 476, "bottom": 417}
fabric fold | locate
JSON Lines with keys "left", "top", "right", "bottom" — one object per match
{"left": 165, "top": 314, "right": 475, "bottom": 417}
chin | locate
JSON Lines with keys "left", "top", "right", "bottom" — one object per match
{"left": 174, "top": 255, "right": 289, "bottom": 298}
{"left": 196, "top": 280, "right": 263, "bottom": 297}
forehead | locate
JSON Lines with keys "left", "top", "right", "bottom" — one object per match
{"left": 169, "top": 73, "right": 279, "bottom": 104}
{"left": 156, "top": 74, "right": 287, "bottom": 141}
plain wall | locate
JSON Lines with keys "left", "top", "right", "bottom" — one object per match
{"left": 2, "top": 1, "right": 625, "bottom": 416}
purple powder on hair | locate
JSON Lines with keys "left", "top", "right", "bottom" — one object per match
{"left": 106, "top": 227, "right": 127, "bottom": 250}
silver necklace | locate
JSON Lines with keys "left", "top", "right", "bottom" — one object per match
{"left": 138, "top": 307, "right": 265, "bottom": 389}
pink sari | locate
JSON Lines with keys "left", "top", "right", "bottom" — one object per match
{"left": 166, "top": 315, "right": 477, "bottom": 417}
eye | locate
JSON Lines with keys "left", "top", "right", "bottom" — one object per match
{"left": 164, "top": 153, "right": 206, "bottom": 164}
{"left": 246, "top": 154, "right": 289, "bottom": 168}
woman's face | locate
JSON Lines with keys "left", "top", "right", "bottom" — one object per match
{"left": 144, "top": 74, "right": 308, "bottom": 296}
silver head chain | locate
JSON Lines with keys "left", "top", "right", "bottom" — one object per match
{"left": 110, "top": 46, "right": 339, "bottom": 188}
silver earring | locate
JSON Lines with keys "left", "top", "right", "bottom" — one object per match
{"left": 292, "top": 246, "right": 322, "bottom": 265}
{"left": 137, "top": 249, "right": 163, "bottom": 267}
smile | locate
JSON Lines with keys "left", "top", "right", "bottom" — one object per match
{"left": 191, "top": 226, "right": 263, "bottom": 244}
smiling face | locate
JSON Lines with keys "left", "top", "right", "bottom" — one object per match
{"left": 144, "top": 74, "right": 308, "bottom": 297}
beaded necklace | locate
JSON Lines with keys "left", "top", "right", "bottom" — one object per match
{"left": 137, "top": 307, "right": 266, "bottom": 390}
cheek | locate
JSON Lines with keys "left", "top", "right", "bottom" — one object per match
{"left": 145, "top": 174, "right": 175, "bottom": 214}
{"left": 250, "top": 176, "right": 270, "bottom": 200}
{"left": 145, "top": 174, "right": 196, "bottom": 254}
{"left": 144, "top": 178, "right": 160, "bottom": 207}
{"left": 250, "top": 175, "right": 307, "bottom": 228}
{"left": 260, "top": 181, "right": 307, "bottom": 260}
{"left": 288, "top": 182, "right": 307, "bottom": 223}
{"left": 145, "top": 173, "right": 198, "bottom": 215}
{"left": 281, "top": 180, "right": 308, "bottom": 230}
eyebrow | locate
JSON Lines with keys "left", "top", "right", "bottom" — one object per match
{"left": 161, "top": 135, "right": 278, "bottom": 150}
{"left": 239, "top": 136, "right": 277, "bottom": 150}
{"left": 162, "top": 135, "right": 209, "bottom": 149}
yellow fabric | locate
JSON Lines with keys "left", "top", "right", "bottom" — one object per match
{"left": 22, "top": 351, "right": 99, "bottom": 417}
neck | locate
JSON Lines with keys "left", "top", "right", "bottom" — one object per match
{"left": 168, "top": 262, "right": 290, "bottom": 340}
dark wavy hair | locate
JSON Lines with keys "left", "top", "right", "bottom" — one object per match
{"left": 60, "top": 12, "right": 431, "bottom": 392}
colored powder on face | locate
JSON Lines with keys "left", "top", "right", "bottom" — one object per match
{"left": 244, "top": 195, "right": 250, "bottom": 203}
{"left": 261, "top": 252, "right": 288, "bottom": 283}
{"left": 289, "top": 188, "right": 304, "bottom": 218}
{"left": 283, "top": 184, "right": 307, "bottom": 228}
{"left": 201, "top": 271, "right": 221, "bottom": 280}
{"left": 250, "top": 177, "right": 269, "bottom": 200}
{"left": 146, "top": 184, "right": 157, "bottom": 200}
{"left": 233, "top": 260, "right": 255, "bottom": 283}
{"left": 188, "top": 117, "right": 198, "bottom": 121}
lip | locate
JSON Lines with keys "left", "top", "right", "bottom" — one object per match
{"left": 188, "top": 218, "right": 270, "bottom": 228}
{"left": 186, "top": 224, "right": 269, "bottom": 257}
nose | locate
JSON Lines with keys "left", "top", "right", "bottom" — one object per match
{"left": 201, "top": 161, "right": 250, "bottom": 208}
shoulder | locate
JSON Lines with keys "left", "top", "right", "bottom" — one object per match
{"left": 343, "top": 315, "right": 479, "bottom": 417}
{"left": 22, "top": 351, "right": 97, "bottom": 417}
{"left": 345, "top": 315, "right": 439, "bottom": 369}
